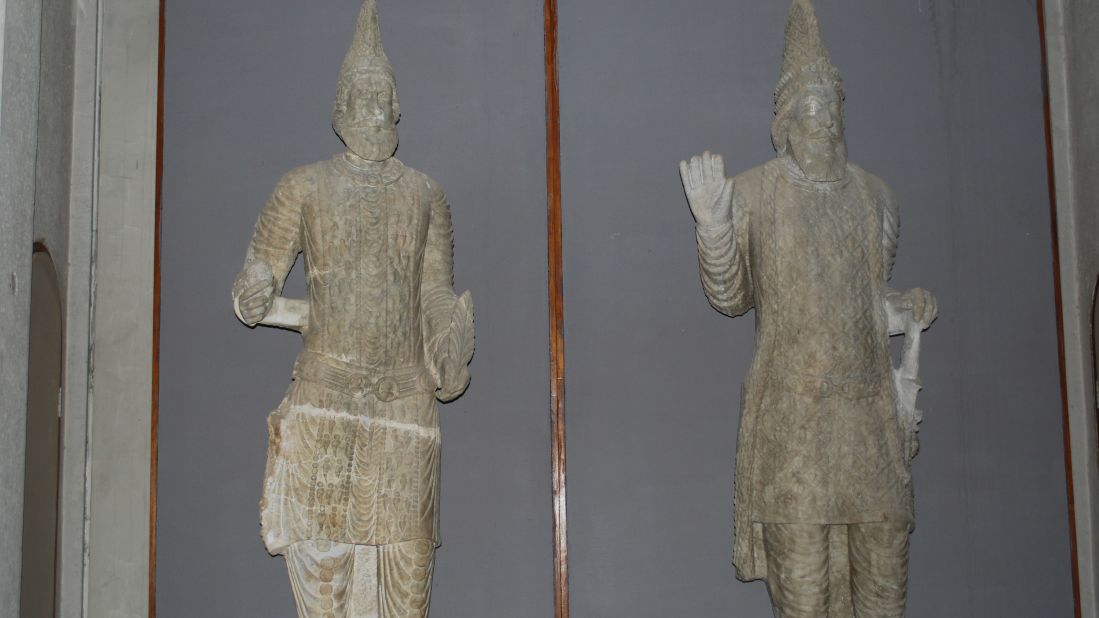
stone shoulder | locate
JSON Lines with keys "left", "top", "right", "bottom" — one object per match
{"left": 401, "top": 165, "right": 447, "bottom": 203}
{"left": 848, "top": 164, "right": 896, "bottom": 206}
{"left": 728, "top": 161, "right": 773, "bottom": 201}
{"left": 273, "top": 161, "right": 326, "bottom": 202}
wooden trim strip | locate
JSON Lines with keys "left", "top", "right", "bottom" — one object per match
{"left": 1036, "top": 1, "right": 1082, "bottom": 616}
{"left": 149, "top": 0, "right": 166, "bottom": 615}
{"left": 544, "top": 0, "right": 569, "bottom": 616}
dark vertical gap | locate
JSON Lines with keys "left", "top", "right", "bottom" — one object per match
{"left": 1036, "top": 1, "right": 1082, "bottom": 616}
{"left": 544, "top": 0, "right": 568, "bottom": 616}
{"left": 149, "top": 0, "right": 166, "bottom": 615}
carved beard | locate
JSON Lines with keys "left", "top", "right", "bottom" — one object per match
{"left": 788, "top": 131, "right": 848, "bottom": 182}
{"left": 338, "top": 126, "right": 399, "bottom": 162}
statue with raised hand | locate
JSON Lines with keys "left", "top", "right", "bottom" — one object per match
{"left": 231, "top": 2, "right": 473, "bottom": 614}
{"left": 680, "top": 1, "right": 935, "bottom": 615}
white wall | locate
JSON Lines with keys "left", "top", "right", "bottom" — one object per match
{"left": 0, "top": 0, "right": 159, "bottom": 615}
{"left": 0, "top": 0, "right": 43, "bottom": 614}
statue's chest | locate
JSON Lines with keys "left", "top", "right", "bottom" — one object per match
{"left": 301, "top": 179, "right": 431, "bottom": 274}
{"left": 756, "top": 179, "right": 881, "bottom": 302}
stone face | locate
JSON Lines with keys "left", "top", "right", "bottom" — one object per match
{"left": 232, "top": 2, "right": 472, "bottom": 615}
{"left": 679, "top": 0, "right": 935, "bottom": 614}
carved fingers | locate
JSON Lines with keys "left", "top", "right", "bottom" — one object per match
{"left": 679, "top": 151, "right": 733, "bottom": 227}
{"left": 897, "top": 287, "right": 938, "bottom": 330}
{"left": 233, "top": 261, "right": 277, "bottom": 326}
{"left": 436, "top": 357, "right": 470, "bottom": 403}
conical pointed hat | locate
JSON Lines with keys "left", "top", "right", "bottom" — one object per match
{"left": 774, "top": 0, "right": 843, "bottom": 112}
{"left": 339, "top": 0, "right": 393, "bottom": 81}
{"left": 332, "top": 0, "right": 399, "bottom": 127}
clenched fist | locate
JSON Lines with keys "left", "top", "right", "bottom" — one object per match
{"left": 435, "top": 356, "right": 471, "bottom": 403}
{"left": 232, "top": 261, "right": 277, "bottom": 327}
{"left": 891, "top": 287, "right": 938, "bottom": 330}
{"left": 679, "top": 151, "right": 734, "bottom": 228}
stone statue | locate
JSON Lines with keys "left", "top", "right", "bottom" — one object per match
{"left": 231, "top": 2, "right": 473, "bottom": 615}
{"left": 679, "top": 1, "right": 936, "bottom": 615}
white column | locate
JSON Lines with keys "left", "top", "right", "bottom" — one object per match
{"left": 83, "top": 0, "right": 160, "bottom": 615}
{"left": 1045, "top": 1, "right": 1099, "bottom": 616}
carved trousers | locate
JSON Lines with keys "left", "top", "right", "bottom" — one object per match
{"left": 763, "top": 523, "right": 909, "bottom": 618}
{"left": 285, "top": 539, "right": 435, "bottom": 618}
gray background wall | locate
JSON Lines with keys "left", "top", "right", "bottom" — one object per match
{"left": 157, "top": 1, "right": 551, "bottom": 616}
{"left": 159, "top": 0, "right": 1076, "bottom": 616}
{"left": 560, "top": 1, "right": 1074, "bottom": 617}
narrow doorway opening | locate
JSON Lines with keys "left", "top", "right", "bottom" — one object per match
{"left": 21, "top": 244, "right": 63, "bottom": 618}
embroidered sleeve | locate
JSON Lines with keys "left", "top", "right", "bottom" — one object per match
{"left": 420, "top": 182, "right": 459, "bottom": 347}
{"left": 243, "top": 166, "right": 312, "bottom": 292}
{"left": 696, "top": 177, "right": 754, "bottom": 317}
{"left": 880, "top": 180, "right": 900, "bottom": 283}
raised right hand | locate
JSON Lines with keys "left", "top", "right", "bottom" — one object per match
{"left": 232, "top": 261, "right": 276, "bottom": 326}
{"left": 679, "top": 151, "right": 734, "bottom": 228}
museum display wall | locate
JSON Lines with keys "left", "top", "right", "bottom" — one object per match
{"left": 157, "top": 1, "right": 552, "bottom": 615}
{"left": 560, "top": 1, "right": 1073, "bottom": 616}
{"left": 156, "top": 0, "right": 1074, "bottom": 616}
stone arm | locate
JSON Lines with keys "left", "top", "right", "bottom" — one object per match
{"left": 421, "top": 191, "right": 473, "bottom": 401}
{"left": 695, "top": 183, "right": 754, "bottom": 318}
{"left": 878, "top": 181, "right": 936, "bottom": 332}
{"left": 232, "top": 168, "right": 308, "bottom": 327}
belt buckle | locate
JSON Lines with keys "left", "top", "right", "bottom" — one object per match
{"left": 350, "top": 375, "right": 371, "bottom": 397}
{"left": 374, "top": 376, "right": 399, "bottom": 402}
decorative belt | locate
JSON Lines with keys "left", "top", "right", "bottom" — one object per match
{"left": 778, "top": 372, "right": 881, "bottom": 400}
{"left": 293, "top": 352, "right": 433, "bottom": 402}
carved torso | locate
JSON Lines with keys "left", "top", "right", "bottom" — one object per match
{"left": 302, "top": 156, "right": 433, "bottom": 369}
{"left": 755, "top": 164, "right": 886, "bottom": 384}
{"left": 745, "top": 161, "right": 908, "bottom": 524}
{"left": 695, "top": 159, "right": 913, "bottom": 580}
{"left": 242, "top": 154, "right": 459, "bottom": 554}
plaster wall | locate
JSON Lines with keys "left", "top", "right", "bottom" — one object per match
{"left": 25, "top": 1, "right": 79, "bottom": 616}
{"left": 83, "top": 0, "right": 160, "bottom": 614}
{"left": 33, "top": 0, "right": 76, "bottom": 279}
{"left": 1, "top": 1, "right": 139, "bottom": 615}
{"left": 0, "top": 1, "right": 43, "bottom": 614}
{"left": 56, "top": 1, "right": 99, "bottom": 615}
{"left": 560, "top": 1, "right": 1073, "bottom": 616}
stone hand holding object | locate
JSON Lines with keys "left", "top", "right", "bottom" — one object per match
{"left": 431, "top": 290, "right": 474, "bottom": 402}
{"left": 232, "top": 261, "right": 277, "bottom": 326}
{"left": 888, "top": 287, "right": 938, "bottom": 331}
{"left": 679, "top": 151, "right": 734, "bottom": 227}
{"left": 885, "top": 288, "right": 937, "bottom": 462}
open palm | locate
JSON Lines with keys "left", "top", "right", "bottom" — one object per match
{"left": 679, "top": 151, "right": 733, "bottom": 227}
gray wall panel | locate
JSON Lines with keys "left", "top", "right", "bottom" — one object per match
{"left": 559, "top": 1, "right": 1072, "bottom": 616}
{"left": 158, "top": 1, "right": 551, "bottom": 615}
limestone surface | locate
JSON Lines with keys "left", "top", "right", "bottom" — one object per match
{"left": 232, "top": 2, "right": 473, "bottom": 615}
{"left": 679, "top": 1, "right": 936, "bottom": 614}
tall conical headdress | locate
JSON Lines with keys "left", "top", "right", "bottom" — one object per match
{"left": 774, "top": 0, "right": 843, "bottom": 112}
{"left": 332, "top": 0, "right": 399, "bottom": 128}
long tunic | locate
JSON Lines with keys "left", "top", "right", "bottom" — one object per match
{"left": 695, "top": 158, "right": 911, "bottom": 581}
{"left": 243, "top": 154, "right": 458, "bottom": 555}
